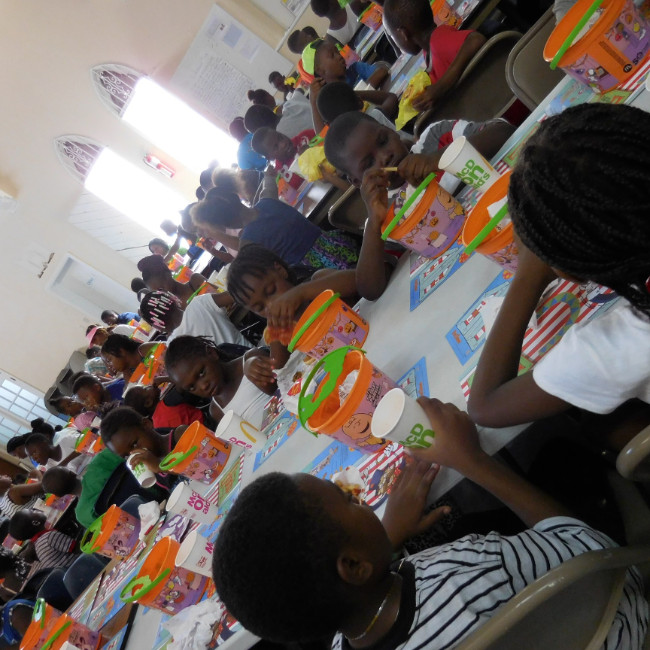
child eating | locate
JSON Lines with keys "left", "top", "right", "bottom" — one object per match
{"left": 73, "top": 373, "right": 125, "bottom": 410}
{"left": 383, "top": 0, "right": 485, "bottom": 111}
{"left": 468, "top": 103, "right": 650, "bottom": 441}
{"left": 323, "top": 111, "right": 513, "bottom": 298}
{"left": 212, "top": 399, "right": 647, "bottom": 648}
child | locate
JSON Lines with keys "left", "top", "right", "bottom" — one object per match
{"left": 287, "top": 26, "right": 320, "bottom": 54}
{"left": 9, "top": 509, "right": 79, "bottom": 576}
{"left": 212, "top": 398, "right": 647, "bottom": 648}
{"left": 100, "top": 334, "right": 144, "bottom": 383}
{"left": 138, "top": 290, "right": 250, "bottom": 347}
{"left": 383, "top": 0, "right": 485, "bottom": 111}
{"left": 124, "top": 384, "right": 207, "bottom": 430}
{"left": 230, "top": 116, "right": 267, "bottom": 172}
{"left": 316, "top": 80, "right": 398, "bottom": 128}
{"left": 191, "top": 187, "right": 359, "bottom": 270}
{"left": 84, "top": 346, "right": 111, "bottom": 378}
{"left": 73, "top": 373, "right": 125, "bottom": 410}
{"left": 0, "top": 475, "right": 42, "bottom": 518}
{"left": 42, "top": 466, "right": 82, "bottom": 499}
{"left": 101, "top": 309, "right": 140, "bottom": 326}
{"left": 269, "top": 71, "right": 294, "bottom": 100}
{"left": 24, "top": 432, "right": 90, "bottom": 475}
{"left": 165, "top": 335, "right": 273, "bottom": 429}
{"left": 244, "top": 97, "right": 315, "bottom": 140}
{"left": 310, "top": 0, "right": 362, "bottom": 45}
{"left": 467, "top": 103, "right": 650, "bottom": 436}
{"left": 323, "top": 111, "right": 513, "bottom": 298}
{"left": 301, "top": 39, "right": 389, "bottom": 88}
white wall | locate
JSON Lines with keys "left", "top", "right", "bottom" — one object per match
{"left": 0, "top": 0, "right": 310, "bottom": 392}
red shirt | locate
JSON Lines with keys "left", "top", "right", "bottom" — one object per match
{"left": 427, "top": 25, "right": 473, "bottom": 84}
{"left": 152, "top": 401, "right": 204, "bottom": 429}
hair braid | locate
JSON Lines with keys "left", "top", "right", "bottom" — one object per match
{"left": 509, "top": 103, "right": 650, "bottom": 317}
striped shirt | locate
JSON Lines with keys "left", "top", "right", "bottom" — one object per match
{"left": 0, "top": 493, "right": 37, "bottom": 519}
{"left": 332, "top": 517, "right": 648, "bottom": 650}
{"left": 29, "top": 530, "right": 78, "bottom": 577}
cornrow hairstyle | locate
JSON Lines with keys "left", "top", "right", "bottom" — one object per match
{"left": 100, "top": 406, "right": 146, "bottom": 445}
{"left": 226, "top": 244, "right": 302, "bottom": 306}
{"left": 324, "top": 111, "right": 379, "bottom": 176}
{"left": 148, "top": 237, "right": 169, "bottom": 254}
{"left": 165, "top": 335, "right": 220, "bottom": 375}
{"left": 139, "top": 291, "right": 181, "bottom": 330}
{"left": 191, "top": 188, "right": 242, "bottom": 231}
{"left": 509, "top": 103, "right": 650, "bottom": 318}
{"left": 317, "top": 81, "right": 363, "bottom": 124}
{"left": 212, "top": 472, "right": 348, "bottom": 642}
{"left": 72, "top": 373, "right": 102, "bottom": 394}
{"left": 137, "top": 255, "right": 172, "bottom": 288}
{"left": 250, "top": 127, "right": 275, "bottom": 158}
{"left": 101, "top": 334, "right": 141, "bottom": 359}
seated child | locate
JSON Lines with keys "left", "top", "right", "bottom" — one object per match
{"left": 269, "top": 71, "right": 295, "bottom": 100}
{"left": 287, "top": 26, "right": 321, "bottom": 54}
{"left": 9, "top": 509, "right": 79, "bottom": 577}
{"left": 384, "top": 0, "right": 486, "bottom": 111}
{"left": 101, "top": 309, "right": 140, "bottom": 326}
{"left": 124, "top": 384, "right": 206, "bottom": 429}
{"left": 316, "top": 80, "right": 398, "bottom": 128}
{"left": 42, "top": 466, "right": 81, "bottom": 499}
{"left": 467, "top": 103, "right": 650, "bottom": 437}
{"left": 0, "top": 476, "right": 42, "bottom": 519}
{"left": 301, "top": 39, "right": 389, "bottom": 88}
{"left": 100, "top": 334, "right": 144, "bottom": 383}
{"left": 165, "top": 335, "right": 274, "bottom": 429}
{"left": 73, "top": 373, "right": 125, "bottom": 410}
{"left": 24, "top": 432, "right": 90, "bottom": 475}
{"left": 212, "top": 399, "right": 648, "bottom": 648}
{"left": 244, "top": 96, "right": 315, "bottom": 140}
{"left": 311, "top": 0, "right": 367, "bottom": 44}
{"left": 138, "top": 290, "right": 250, "bottom": 347}
{"left": 323, "top": 111, "right": 514, "bottom": 298}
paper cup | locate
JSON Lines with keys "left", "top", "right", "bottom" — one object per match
{"left": 127, "top": 453, "right": 156, "bottom": 488}
{"left": 166, "top": 482, "right": 219, "bottom": 524}
{"left": 438, "top": 136, "right": 499, "bottom": 192}
{"left": 215, "top": 410, "right": 265, "bottom": 454}
{"left": 370, "top": 388, "right": 436, "bottom": 449}
{"left": 175, "top": 529, "right": 214, "bottom": 577}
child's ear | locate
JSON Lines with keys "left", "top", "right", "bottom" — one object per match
{"left": 336, "top": 550, "right": 374, "bottom": 586}
{"left": 273, "top": 262, "right": 289, "bottom": 279}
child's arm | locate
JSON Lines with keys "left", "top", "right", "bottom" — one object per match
{"left": 409, "top": 398, "right": 572, "bottom": 527}
{"left": 319, "top": 164, "right": 352, "bottom": 191}
{"left": 58, "top": 451, "right": 81, "bottom": 468}
{"left": 367, "top": 64, "right": 390, "bottom": 90}
{"left": 467, "top": 243, "right": 571, "bottom": 427}
{"left": 356, "top": 90, "right": 399, "bottom": 119}
{"left": 188, "top": 272, "right": 208, "bottom": 291}
{"left": 9, "top": 482, "right": 44, "bottom": 505}
{"left": 356, "top": 168, "right": 393, "bottom": 300}
{"left": 243, "top": 348, "right": 278, "bottom": 396}
{"left": 412, "top": 32, "right": 486, "bottom": 112}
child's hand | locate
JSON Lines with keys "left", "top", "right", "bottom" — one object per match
{"left": 129, "top": 448, "right": 162, "bottom": 474}
{"left": 309, "top": 78, "right": 326, "bottom": 106}
{"left": 406, "top": 399, "right": 485, "bottom": 475}
{"left": 412, "top": 84, "right": 443, "bottom": 112}
{"left": 244, "top": 355, "right": 277, "bottom": 388}
{"left": 266, "top": 285, "right": 305, "bottom": 330}
{"left": 361, "top": 168, "right": 390, "bottom": 232}
{"left": 381, "top": 460, "right": 451, "bottom": 549}
{"left": 397, "top": 153, "right": 442, "bottom": 188}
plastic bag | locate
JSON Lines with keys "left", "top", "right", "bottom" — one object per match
{"left": 395, "top": 70, "right": 431, "bottom": 130}
{"left": 297, "top": 146, "right": 336, "bottom": 182}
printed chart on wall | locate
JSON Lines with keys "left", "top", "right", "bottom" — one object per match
{"left": 170, "top": 5, "right": 292, "bottom": 130}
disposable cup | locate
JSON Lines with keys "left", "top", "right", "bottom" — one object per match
{"left": 127, "top": 453, "right": 156, "bottom": 488}
{"left": 166, "top": 482, "right": 219, "bottom": 524}
{"left": 215, "top": 410, "right": 265, "bottom": 454}
{"left": 438, "top": 136, "right": 499, "bottom": 192}
{"left": 370, "top": 388, "right": 436, "bottom": 449}
{"left": 175, "top": 529, "right": 214, "bottom": 577}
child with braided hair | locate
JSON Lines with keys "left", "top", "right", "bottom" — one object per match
{"left": 468, "top": 103, "right": 650, "bottom": 443}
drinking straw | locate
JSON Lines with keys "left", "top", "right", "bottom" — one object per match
{"left": 550, "top": 0, "right": 603, "bottom": 69}
{"left": 382, "top": 167, "right": 398, "bottom": 172}
{"left": 463, "top": 203, "right": 509, "bottom": 257}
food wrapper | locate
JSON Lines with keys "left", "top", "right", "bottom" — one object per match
{"left": 395, "top": 70, "right": 431, "bottom": 130}
{"left": 137, "top": 500, "right": 163, "bottom": 541}
{"left": 275, "top": 350, "right": 318, "bottom": 415}
{"left": 332, "top": 466, "right": 366, "bottom": 500}
{"left": 297, "top": 147, "right": 336, "bottom": 182}
{"left": 263, "top": 324, "right": 294, "bottom": 347}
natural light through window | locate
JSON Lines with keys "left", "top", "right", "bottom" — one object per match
{"left": 85, "top": 149, "right": 187, "bottom": 232}
{"left": 122, "top": 78, "right": 238, "bottom": 174}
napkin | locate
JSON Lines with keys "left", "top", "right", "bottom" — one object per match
{"left": 163, "top": 599, "right": 225, "bottom": 650}
{"left": 395, "top": 70, "right": 431, "bottom": 130}
{"left": 137, "top": 501, "right": 163, "bottom": 541}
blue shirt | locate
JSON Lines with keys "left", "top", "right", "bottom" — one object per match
{"left": 345, "top": 61, "right": 378, "bottom": 87}
{"left": 242, "top": 198, "right": 321, "bottom": 265}
{"left": 106, "top": 379, "right": 125, "bottom": 402}
{"left": 238, "top": 133, "right": 267, "bottom": 171}
{"left": 117, "top": 312, "right": 140, "bottom": 323}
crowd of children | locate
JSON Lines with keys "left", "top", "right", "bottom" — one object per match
{"left": 2, "top": 0, "right": 650, "bottom": 647}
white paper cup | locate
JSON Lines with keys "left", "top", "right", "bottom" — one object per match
{"left": 370, "top": 388, "right": 436, "bottom": 449}
{"left": 175, "top": 529, "right": 214, "bottom": 577}
{"left": 166, "top": 482, "right": 219, "bottom": 524}
{"left": 127, "top": 453, "right": 156, "bottom": 488}
{"left": 438, "top": 136, "right": 499, "bottom": 192}
{"left": 215, "top": 410, "right": 265, "bottom": 454}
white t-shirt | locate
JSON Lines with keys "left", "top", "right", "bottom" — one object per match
{"left": 533, "top": 301, "right": 650, "bottom": 413}
{"left": 332, "top": 517, "right": 648, "bottom": 650}
{"left": 327, "top": 4, "right": 359, "bottom": 45}
{"left": 168, "top": 294, "right": 252, "bottom": 348}
{"left": 277, "top": 92, "right": 315, "bottom": 139}
{"left": 41, "top": 430, "right": 92, "bottom": 475}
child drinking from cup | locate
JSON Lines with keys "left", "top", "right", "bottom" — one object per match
{"left": 212, "top": 398, "right": 647, "bottom": 648}
{"left": 164, "top": 335, "right": 274, "bottom": 429}
{"left": 323, "top": 111, "right": 513, "bottom": 299}
{"left": 467, "top": 103, "right": 650, "bottom": 445}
